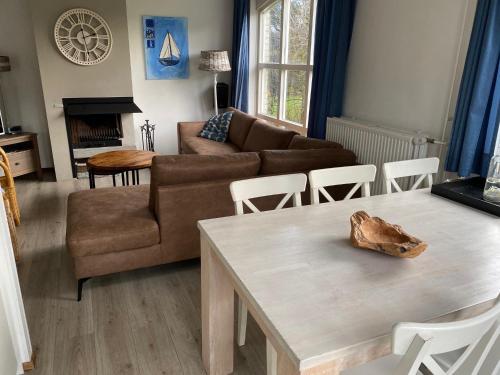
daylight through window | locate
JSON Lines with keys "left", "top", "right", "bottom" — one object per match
{"left": 258, "top": 0, "right": 316, "bottom": 128}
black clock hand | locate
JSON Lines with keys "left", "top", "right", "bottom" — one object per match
{"left": 80, "top": 25, "right": 90, "bottom": 58}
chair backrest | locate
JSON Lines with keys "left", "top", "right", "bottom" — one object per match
{"left": 383, "top": 157, "right": 439, "bottom": 194}
{"left": 308, "top": 165, "right": 377, "bottom": 204}
{"left": 0, "top": 147, "right": 10, "bottom": 168}
{"left": 391, "top": 295, "right": 500, "bottom": 375}
{"left": 229, "top": 174, "right": 307, "bottom": 215}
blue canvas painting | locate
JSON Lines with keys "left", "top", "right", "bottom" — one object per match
{"left": 143, "top": 16, "right": 189, "bottom": 80}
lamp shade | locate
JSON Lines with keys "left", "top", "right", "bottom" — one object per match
{"left": 199, "top": 50, "right": 231, "bottom": 72}
{"left": 0, "top": 56, "right": 11, "bottom": 72}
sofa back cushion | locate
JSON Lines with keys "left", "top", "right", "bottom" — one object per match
{"left": 227, "top": 107, "right": 257, "bottom": 149}
{"left": 260, "top": 149, "right": 358, "bottom": 203}
{"left": 242, "top": 120, "right": 298, "bottom": 152}
{"left": 259, "top": 149, "right": 357, "bottom": 175}
{"left": 288, "top": 135, "right": 343, "bottom": 150}
{"left": 149, "top": 153, "right": 261, "bottom": 211}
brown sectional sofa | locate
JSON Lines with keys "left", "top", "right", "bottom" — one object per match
{"left": 67, "top": 109, "right": 357, "bottom": 300}
{"left": 178, "top": 107, "right": 343, "bottom": 154}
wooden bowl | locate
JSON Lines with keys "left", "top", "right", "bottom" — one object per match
{"left": 350, "top": 211, "right": 427, "bottom": 258}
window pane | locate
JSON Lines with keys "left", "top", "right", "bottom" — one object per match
{"left": 287, "top": 0, "right": 311, "bottom": 65}
{"left": 261, "top": 68, "right": 281, "bottom": 118}
{"left": 261, "top": 1, "right": 282, "bottom": 63}
{"left": 285, "top": 70, "right": 307, "bottom": 124}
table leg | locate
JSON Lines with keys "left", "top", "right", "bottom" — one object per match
{"left": 136, "top": 170, "right": 140, "bottom": 185}
{"left": 112, "top": 174, "right": 116, "bottom": 187}
{"left": 121, "top": 173, "right": 125, "bottom": 186}
{"left": 132, "top": 170, "right": 136, "bottom": 185}
{"left": 277, "top": 349, "right": 300, "bottom": 375}
{"left": 201, "top": 236, "right": 234, "bottom": 375}
{"left": 88, "top": 170, "right": 94, "bottom": 189}
{"left": 126, "top": 171, "right": 129, "bottom": 186}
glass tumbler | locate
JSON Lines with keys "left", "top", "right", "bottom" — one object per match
{"left": 483, "top": 154, "right": 500, "bottom": 203}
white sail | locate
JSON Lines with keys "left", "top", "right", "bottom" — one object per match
{"left": 168, "top": 33, "right": 180, "bottom": 58}
{"left": 160, "top": 32, "right": 180, "bottom": 59}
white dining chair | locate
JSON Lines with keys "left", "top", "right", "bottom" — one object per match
{"left": 308, "top": 165, "right": 377, "bottom": 204}
{"left": 343, "top": 295, "right": 500, "bottom": 375}
{"left": 383, "top": 157, "right": 440, "bottom": 194}
{"left": 229, "top": 173, "right": 307, "bottom": 375}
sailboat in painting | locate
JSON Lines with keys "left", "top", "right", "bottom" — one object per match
{"left": 158, "top": 31, "right": 181, "bottom": 66}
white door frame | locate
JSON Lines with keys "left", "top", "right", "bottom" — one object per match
{"left": 0, "top": 193, "right": 32, "bottom": 374}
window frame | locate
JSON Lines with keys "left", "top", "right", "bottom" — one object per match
{"left": 256, "top": 0, "right": 316, "bottom": 130}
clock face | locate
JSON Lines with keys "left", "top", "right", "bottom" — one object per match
{"left": 54, "top": 8, "right": 113, "bottom": 66}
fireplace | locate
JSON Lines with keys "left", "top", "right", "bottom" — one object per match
{"left": 68, "top": 114, "right": 123, "bottom": 148}
{"left": 63, "top": 97, "right": 142, "bottom": 177}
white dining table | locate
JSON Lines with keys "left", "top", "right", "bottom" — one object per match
{"left": 198, "top": 189, "right": 500, "bottom": 375}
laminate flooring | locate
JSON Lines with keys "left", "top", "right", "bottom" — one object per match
{"left": 15, "top": 171, "right": 266, "bottom": 375}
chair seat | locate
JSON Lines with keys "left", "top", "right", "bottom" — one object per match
{"left": 342, "top": 354, "right": 424, "bottom": 375}
{"left": 67, "top": 185, "right": 160, "bottom": 257}
{"left": 181, "top": 136, "right": 240, "bottom": 155}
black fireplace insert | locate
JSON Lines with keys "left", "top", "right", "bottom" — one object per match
{"left": 63, "top": 97, "right": 142, "bottom": 178}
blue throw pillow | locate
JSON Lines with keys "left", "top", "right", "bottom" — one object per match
{"left": 199, "top": 111, "right": 234, "bottom": 143}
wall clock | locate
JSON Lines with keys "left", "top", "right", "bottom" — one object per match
{"left": 54, "top": 8, "right": 113, "bottom": 66}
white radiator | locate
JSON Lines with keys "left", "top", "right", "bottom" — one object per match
{"left": 326, "top": 117, "right": 429, "bottom": 195}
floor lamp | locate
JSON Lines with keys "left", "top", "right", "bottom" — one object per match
{"left": 0, "top": 56, "right": 10, "bottom": 135}
{"left": 199, "top": 50, "right": 231, "bottom": 115}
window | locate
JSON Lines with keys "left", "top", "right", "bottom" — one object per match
{"left": 258, "top": 0, "right": 316, "bottom": 128}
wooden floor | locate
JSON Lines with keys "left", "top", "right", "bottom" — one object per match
{"left": 15, "top": 171, "right": 266, "bottom": 375}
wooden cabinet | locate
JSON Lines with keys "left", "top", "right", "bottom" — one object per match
{"left": 0, "top": 133, "right": 42, "bottom": 179}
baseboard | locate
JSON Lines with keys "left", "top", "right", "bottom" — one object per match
{"left": 22, "top": 351, "right": 36, "bottom": 372}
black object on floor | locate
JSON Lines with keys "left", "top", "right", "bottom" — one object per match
{"left": 217, "top": 82, "right": 229, "bottom": 109}
{"left": 431, "top": 177, "right": 500, "bottom": 217}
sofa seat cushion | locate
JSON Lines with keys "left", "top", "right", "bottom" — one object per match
{"left": 67, "top": 185, "right": 160, "bottom": 258}
{"left": 181, "top": 136, "right": 240, "bottom": 155}
{"left": 242, "top": 120, "right": 298, "bottom": 152}
{"left": 288, "top": 135, "right": 343, "bottom": 150}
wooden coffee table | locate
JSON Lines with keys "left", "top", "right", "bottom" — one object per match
{"left": 87, "top": 150, "right": 157, "bottom": 189}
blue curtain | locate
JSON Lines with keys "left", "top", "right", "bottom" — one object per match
{"left": 446, "top": 0, "right": 500, "bottom": 177}
{"left": 307, "top": 0, "right": 356, "bottom": 139}
{"left": 231, "top": 0, "right": 250, "bottom": 112}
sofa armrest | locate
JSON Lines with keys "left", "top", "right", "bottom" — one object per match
{"left": 155, "top": 179, "right": 236, "bottom": 260}
{"left": 177, "top": 121, "right": 206, "bottom": 153}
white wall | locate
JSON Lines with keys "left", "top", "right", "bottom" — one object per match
{"left": 126, "top": 0, "right": 233, "bottom": 155}
{"left": 343, "top": 0, "right": 473, "bottom": 141}
{"left": 0, "top": 0, "right": 53, "bottom": 168}
{"left": 29, "top": 0, "right": 136, "bottom": 181}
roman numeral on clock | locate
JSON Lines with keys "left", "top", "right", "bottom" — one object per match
{"left": 62, "top": 42, "right": 73, "bottom": 53}
{"left": 66, "top": 15, "right": 77, "bottom": 26}
{"left": 76, "top": 12, "right": 85, "bottom": 24}
{"left": 96, "top": 41, "right": 108, "bottom": 51}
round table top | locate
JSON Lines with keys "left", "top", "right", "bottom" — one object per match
{"left": 87, "top": 150, "right": 157, "bottom": 171}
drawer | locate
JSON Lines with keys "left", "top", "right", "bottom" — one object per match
{"left": 7, "top": 150, "right": 35, "bottom": 177}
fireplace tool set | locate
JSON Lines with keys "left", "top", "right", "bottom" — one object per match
{"left": 140, "top": 120, "right": 156, "bottom": 152}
